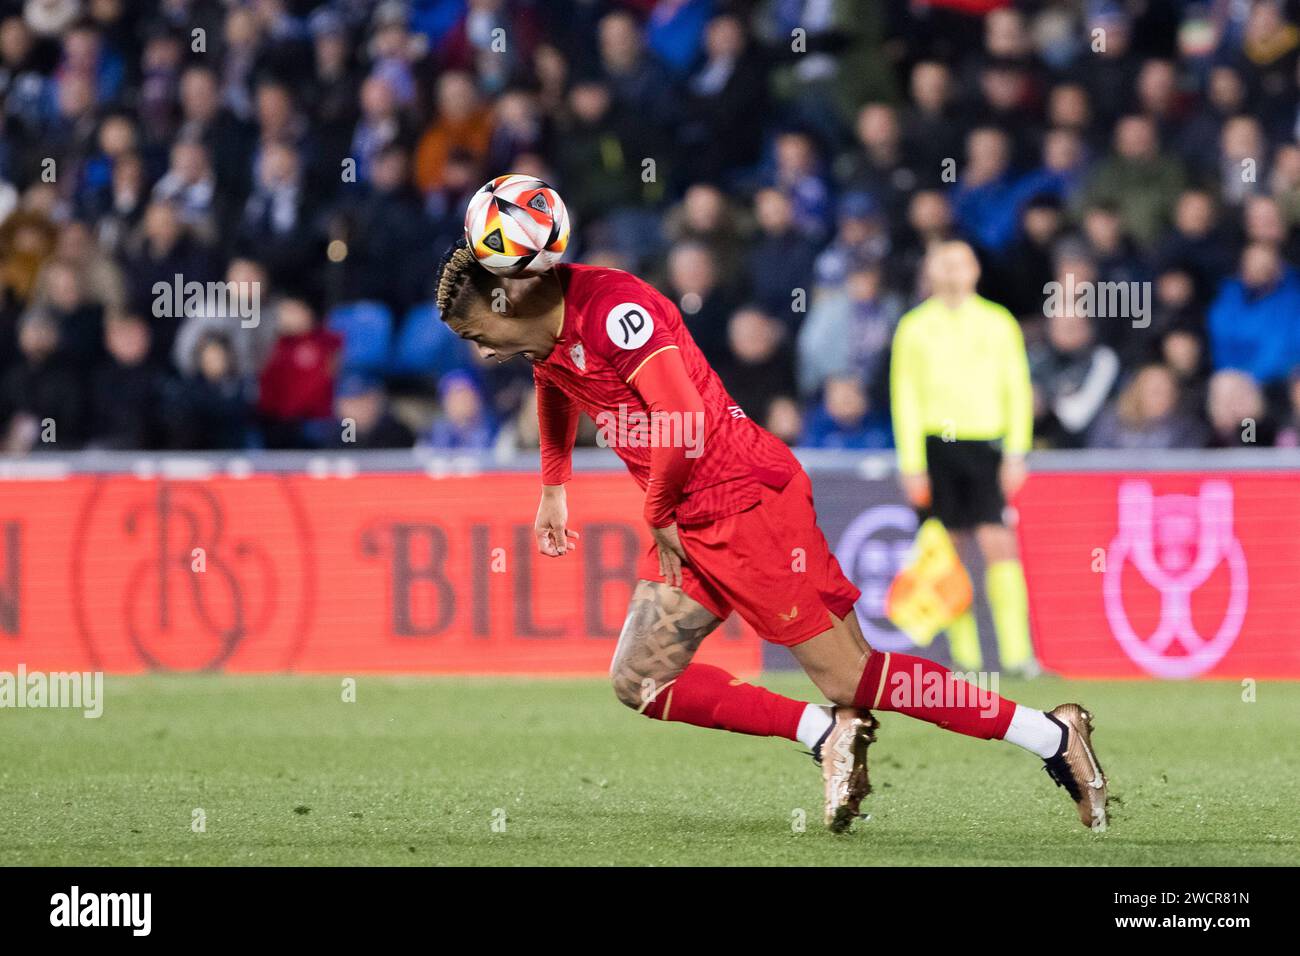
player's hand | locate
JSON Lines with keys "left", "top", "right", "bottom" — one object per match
{"left": 650, "top": 522, "right": 687, "bottom": 588}
{"left": 901, "top": 472, "right": 931, "bottom": 509}
{"left": 535, "top": 485, "right": 579, "bottom": 557}
{"left": 1000, "top": 455, "right": 1027, "bottom": 501}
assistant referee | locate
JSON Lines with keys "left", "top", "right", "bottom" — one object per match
{"left": 889, "top": 240, "right": 1037, "bottom": 675}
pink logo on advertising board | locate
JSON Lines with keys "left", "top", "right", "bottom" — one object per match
{"left": 1102, "top": 480, "right": 1248, "bottom": 678}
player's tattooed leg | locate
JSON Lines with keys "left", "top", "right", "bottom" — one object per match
{"left": 609, "top": 580, "right": 722, "bottom": 712}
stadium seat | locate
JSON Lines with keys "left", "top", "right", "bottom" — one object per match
{"left": 327, "top": 301, "right": 393, "bottom": 373}
{"left": 389, "top": 303, "right": 473, "bottom": 377}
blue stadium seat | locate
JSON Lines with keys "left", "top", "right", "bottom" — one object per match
{"left": 327, "top": 301, "right": 393, "bottom": 373}
{"left": 389, "top": 303, "right": 473, "bottom": 377}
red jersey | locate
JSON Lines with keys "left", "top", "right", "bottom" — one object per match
{"left": 533, "top": 264, "right": 798, "bottom": 526}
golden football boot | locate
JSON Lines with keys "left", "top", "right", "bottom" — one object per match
{"left": 813, "top": 707, "right": 878, "bottom": 834}
{"left": 1043, "top": 703, "right": 1109, "bottom": 831}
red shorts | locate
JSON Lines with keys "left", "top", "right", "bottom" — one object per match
{"left": 636, "top": 470, "right": 861, "bottom": 646}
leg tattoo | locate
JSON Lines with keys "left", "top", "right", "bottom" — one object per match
{"left": 609, "top": 580, "right": 722, "bottom": 712}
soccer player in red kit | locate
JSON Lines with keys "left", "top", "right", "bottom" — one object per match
{"left": 433, "top": 238, "right": 1109, "bottom": 832}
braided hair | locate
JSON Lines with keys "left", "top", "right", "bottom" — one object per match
{"left": 434, "top": 237, "right": 498, "bottom": 326}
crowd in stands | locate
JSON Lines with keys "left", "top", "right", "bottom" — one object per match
{"left": 3, "top": 0, "right": 1300, "bottom": 456}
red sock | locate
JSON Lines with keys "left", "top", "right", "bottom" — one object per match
{"left": 853, "top": 649, "right": 1016, "bottom": 740}
{"left": 641, "top": 663, "right": 805, "bottom": 741}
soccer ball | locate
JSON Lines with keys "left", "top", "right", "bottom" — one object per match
{"left": 464, "top": 175, "right": 570, "bottom": 276}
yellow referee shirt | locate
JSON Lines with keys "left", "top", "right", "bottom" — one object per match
{"left": 889, "top": 294, "right": 1033, "bottom": 475}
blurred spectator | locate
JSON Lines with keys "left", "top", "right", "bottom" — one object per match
{"left": 1087, "top": 364, "right": 1206, "bottom": 449}
{"left": 36, "top": 257, "right": 104, "bottom": 371}
{"left": 0, "top": 310, "right": 83, "bottom": 452}
{"left": 494, "top": 385, "right": 540, "bottom": 456}
{"left": 91, "top": 150, "right": 147, "bottom": 253}
{"left": 661, "top": 183, "right": 749, "bottom": 284}
{"left": 425, "top": 369, "right": 495, "bottom": 449}
{"left": 747, "top": 187, "right": 818, "bottom": 327}
{"left": 644, "top": 0, "right": 711, "bottom": 75}
{"left": 554, "top": 78, "right": 641, "bottom": 225}
{"left": 1162, "top": 325, "right": 1212, "bottom": 420}
{"left": 1217, "top": 115, "right": 1269, "bottom": 208}
{"left": 0, "top": 200, "right": 58, "bottom": 323}
{"left": 152, "top": 138, "right": 218, "bottom": 240}
{"left": 801, "top": 375, "right": 892, "bottom": 450}
{"left": 438, "top": 1, "right": 539, "bottom": 94}
{"left": 1178, "top": 66, "right": 1247, "bottom": 171}
{"left": 257, "top": 296, "right": 341, "bottom": 449}
{"left": 1206, "top": 368, "right": 1276, "bottom": 447}
{"left": 414, "top": 70, "right": 492, "bottom": 195}
{"left": 891, "top": 188, "right": 954, "bottom": 294}
{"left": 664, "top": 241, "right": 732, "bottom": 365}
{"left": 899, "top": 61, "right": 960, "bottom": 193}
{"left": 44, "top": 220, "right": 126, "bottom": 323}
{"left": 123, "top": 199, "right": 215, "bottom": 323}
{"left": 768, "top": 130, "right": 832, "bottom": 241}
{"left": 331, "top": 372, "right": 414, "bottom": 449}
{"left": 951, "top": 126, "right": 1022, "bottom": 255}
{"left": 1242, "top": 194, "right": 1300, "bottom": 262}
{"left": 306, "top": 8, "right": 361, "bottom": 176}
{"left": 813, "top": 191, "right": 889, "bottom": 290}
{"left": 1084, "top": 114, "right": 1185, "bottom": 250}
{"left": 985, "top": 194, "right": 1064, "bottom": 319}
{"left": 1273, "top": 369, "right": 1300, "bottom": 447}
{"left": 677, "top": 12, "right": 767, "bottom": 184}
{"left": 1156, "top": 189, "right": 1234, "bottom": 302}
{"left": 1270, "top": 144, "right": 1300, "bottom": 227}
{"left": 1208, "top": 243, "right": 1300, "bottom": 386}
{"left": 840, "top": 103, "right": 919, "bottom": 229}
{"left": 487, "top": 88, "right": 546, "bottom": 175}
{"left": 597, "top": 8, "right": 676, "bottom": 154}
{"left": 236, "top": 140, "right": 317, "bottom": 287}
{"left": 798, "top": 260, "right": 901, "bottom": 398}
{"left": 74, "top": 112, "right": 137, "bottom": 222}
{"left": 715, "top": 306, "right": 796, "bottom": 426}
{"left": 349, "top": 72, "right": 408, "bottom": 186}
{"left": 172, "top": 256, "right": 275, "bottom": 380}
{"left": 181, "top": 332, "right": 251, "bottom": 450}
{"left": 330, "top": 143, "right": 434, "bottom": 314}
{"left": 87, "top": 314, "right": 174, "bottom": 450}
{"left": 1030, "top": 311, "right": 1120, "bottom": 449}
{"left": 764, "top": 395, "right": 803, "bottom": 447}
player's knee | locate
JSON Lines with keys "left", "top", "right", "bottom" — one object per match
{"left": 802, "top": 662, "right": 859, "bottom": 707}
{"left": 609, "top": 670, "right": 643, "bottom": 710}
{"left": 609, "top": 658, "right": 656, "bottom": 710}
{"left": 822, "top": 676, "right": 859, "bottom": 708}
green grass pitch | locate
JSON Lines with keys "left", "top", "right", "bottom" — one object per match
{"left": 1, "top": 674, "right": 1296, "bottom": 866}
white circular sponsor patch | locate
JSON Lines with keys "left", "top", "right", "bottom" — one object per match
{"left": 605, "top": 302, "right": 654, "bottom": 350}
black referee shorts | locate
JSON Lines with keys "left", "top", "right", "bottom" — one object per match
{"left": 924, "top": 436, "right": 1005, "bottom": 530}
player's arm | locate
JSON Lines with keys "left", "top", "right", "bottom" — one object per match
{"left": 534, "top": 377, "right": 580, "bottom": 557}
{"left": 628, "top": 345, "right": 705, "bottom": 587}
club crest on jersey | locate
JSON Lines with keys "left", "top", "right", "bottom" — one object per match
{"left": 605, "top": 302, "right": 654, "bottom": 350}
{"left": 568, "top": 342, "right": 586, "bottom": 371}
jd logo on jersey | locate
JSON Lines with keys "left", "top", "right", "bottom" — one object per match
{"left": 606, "top": 302, "right": 654, "bottom": 349}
